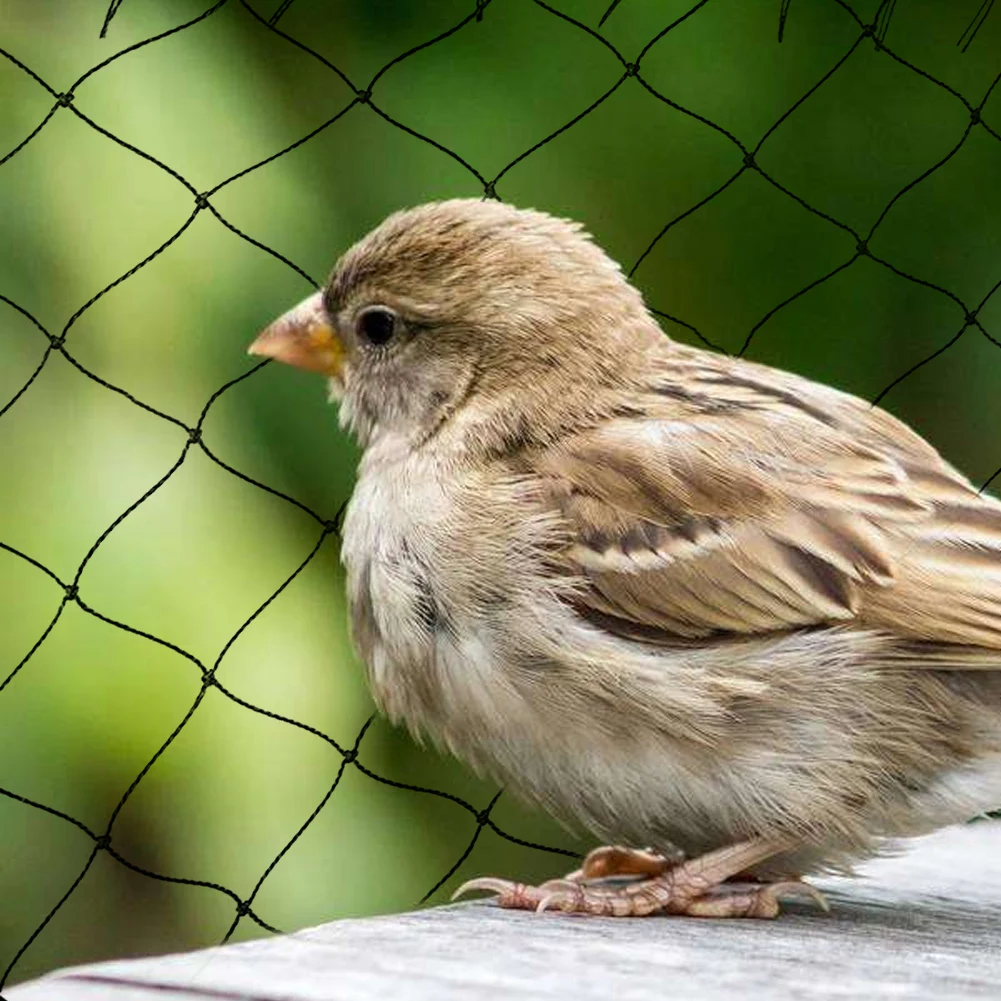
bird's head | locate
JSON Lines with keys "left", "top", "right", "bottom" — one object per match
{"left": 249, "top": 199, "right": 658, "bottom": 451}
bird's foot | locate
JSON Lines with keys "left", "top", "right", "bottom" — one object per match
{"left": 562, "top": 844, "right": 680, "bottom": 883}
{"left": 452, "top": 838, "right": 829, "bottom": 919}
{"left": 677, "top": 879, "right": 828, "bottom": 918}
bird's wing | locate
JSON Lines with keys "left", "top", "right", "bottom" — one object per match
{"left": 530, "top": 356, "right": 1001, "bottom": 655}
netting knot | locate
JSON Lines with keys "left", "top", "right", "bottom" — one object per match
{"left": 964, "top": 310, "right": 979, "bottom": 327}
{"left": 194, "top": 192, "right": 210, "bottom": 211}
{"left": 356, "top": 89, "right": 372, "bottom": 105}
{"left": 474, "top": 809, "right": 491, "bottom": 826}
{"left": 49, "top": 333, "right": 66, "bottom": 349}
{"left": 342, "top": 748, "right": 358, "bottom": 764}
{"left": 323, "top": 518, "right": 340, "bottom": 536}
{"left": 202, "top": 668, "right": 218, "bottom": 689}
{"left": 187, "top": 427, "right": 202, "bottom": 444}
{"left": 64, "top": 583, "right": 79, "bottom": 601}
{"left": 742, "top": 152, "right": 757, "bottom": 169}
{"left": 55, "top": 92, "right": 74, "bottom": 108}
{"left": 95, "top": 834, "right": 111, "bottom": 851}
{"left": 235, "top": 900, "right": 251, "bottom": 916}
{"left": 482, "top": 181, "right": 498, "bottom": 200}
{"left": 624, "top": 62, "right": 639, "bottom": 77}
{"left": 856, "top": 239, "right": 869, "bottom": 256}
{"left": 862, "top": 23, "right": 876, "bottom": 37}
{"left": 971, "top": 108, "right": 982, "bottom": 125}
{"left": 475, "top": 0, "right": 488, "bottom": 21}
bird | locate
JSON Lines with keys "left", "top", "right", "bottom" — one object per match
{"left": 249, "top": 199, "right": 1001, "bottom": 918}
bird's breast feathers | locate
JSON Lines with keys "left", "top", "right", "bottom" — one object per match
{"left": 341, "top": 446, "right": 543, "bottom": 741}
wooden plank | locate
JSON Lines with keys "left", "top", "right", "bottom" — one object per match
{"left": 9, "top": 822, "right": 1001, "bottom": 1001}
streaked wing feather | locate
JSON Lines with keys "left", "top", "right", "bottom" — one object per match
{"left": 533, "top": 356, "right": 1001, "bottom": 660}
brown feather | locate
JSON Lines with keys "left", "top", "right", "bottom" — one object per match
{"left": 532, "top": 349, "right": 1001, "bottom": 655}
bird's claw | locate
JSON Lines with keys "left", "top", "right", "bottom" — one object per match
{"left": 452, "top": 876, "right": 544, "bottom": 909}
{"left": 451, "top": 840, "right": 831, "bottom": 918}
{"left": 535, "top": 879, "right": 587, "bottom": 914}
{"left": 452, "top": 875, "right": 598, "bottom": 912}
{"left": 454, "top": 872, "right": 653, "bottom": 916}
{"left": 766, "top": 879, "right": 831, "bottom": 913}
{"left": 452, "top": 871, "right": 829, "bottom": 918}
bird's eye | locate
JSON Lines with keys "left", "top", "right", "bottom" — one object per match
{"left": 356, "top": 306, "right": 398, "bottom": 346}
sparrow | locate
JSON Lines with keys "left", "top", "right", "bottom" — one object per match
{"left": 249, "top": 199, "right": 1001, "bottom": 919}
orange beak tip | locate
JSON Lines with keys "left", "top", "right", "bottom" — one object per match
{"left": 247, "top": 335, "right": 269, "bottom": 358}
{"left": 246, "top": 291, "right": 344, "bottom": 377}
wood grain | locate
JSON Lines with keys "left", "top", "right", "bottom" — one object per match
{"left": 9, "top": 822, "right": 1001, "bottom": 1000}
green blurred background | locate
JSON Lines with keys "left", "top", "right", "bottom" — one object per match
{"left": 1, "top": 0, "right": 999, "bottom": 986}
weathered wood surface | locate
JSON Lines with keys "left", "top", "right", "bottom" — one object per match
{"left": 9, "top": 822, "right": 1001, "bottom": 1001}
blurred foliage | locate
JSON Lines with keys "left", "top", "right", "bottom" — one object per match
{"left": 1, "top": 0, "right": 1000, "bottom": 986}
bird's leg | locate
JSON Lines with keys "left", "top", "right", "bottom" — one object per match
{"left": 562, "top": 845, "right": 679, "bottom": 883}
{"left": 453, "top": 837, "right": 828, "bottom": 918}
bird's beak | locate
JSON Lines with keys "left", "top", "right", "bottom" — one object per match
{"left": 248, "top": 291, "right": 345, "bottom": 378}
